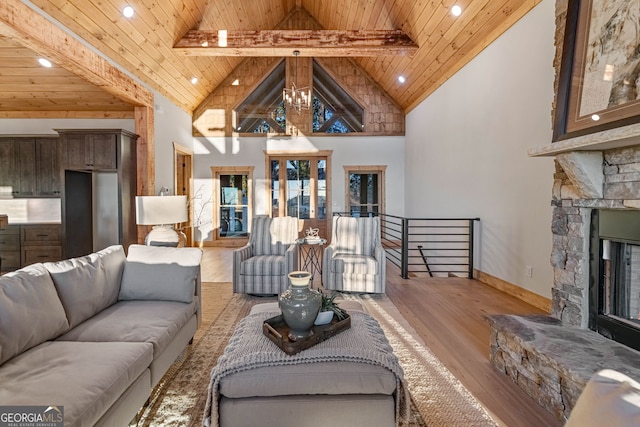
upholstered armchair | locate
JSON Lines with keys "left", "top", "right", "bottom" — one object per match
{"left": 322, "top": 216, "right": 386, "bottom": 293}
{"left": 233, "top": 216, "right": 299, "bottom": 295}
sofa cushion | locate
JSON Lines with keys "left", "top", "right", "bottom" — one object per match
{"left": 44, "top": 245, "right": 126, "bottom": 328}
{"left": 565, "top": 369, "right": 640, "bottom": 427}
{"left": 0, "top": 264, "right": 69, "bottom": 365}
{"left": 219, "top": 361, "right": 397, "bottom": 398}
{"left": 56, "top": 300, "right": 197, "bottom": 358}
{"left": 0, "top": 340, "right": 152, "bottom": 427}
{"left": 119, "top": 245, "right": 202, "bottom": 303}
{"left": 240, "top": 255, "right": 286, "bottom": 276}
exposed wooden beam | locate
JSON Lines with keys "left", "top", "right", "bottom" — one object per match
{"left": 174, "top": 30, "right": 418, "bottom": 57}
{"left": 0, "top": 0, "right": 153, "bottom": 108}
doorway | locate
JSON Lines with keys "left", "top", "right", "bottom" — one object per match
{"left": 174, "top": 143, "right": 193, "bottom": 247}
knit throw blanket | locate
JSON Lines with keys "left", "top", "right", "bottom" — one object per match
{"left": 203, "top": 309, "right": 409, "bottom": 427}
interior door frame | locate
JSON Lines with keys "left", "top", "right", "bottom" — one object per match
{"left": 343, "top": 165, "right": 387, "bottom": 215}
{"left": 173, "top": 142, "right": 193, "bottom": 247}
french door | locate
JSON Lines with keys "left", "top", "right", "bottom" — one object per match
{"left": 268, "top": 152, "right": 331, "bottom": 239}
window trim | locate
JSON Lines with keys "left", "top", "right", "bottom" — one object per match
{"left": 210, "top": 166, "right": 254, "bottom": 247}
{"left": 343, "top": 165, "right": 387, "bottom": 215}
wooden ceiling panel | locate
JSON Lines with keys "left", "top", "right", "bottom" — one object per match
{"left": 0, "top": 36, "right": 134, "bottom": 117}
{"left": 1, "top": 0, "right": 542, "bottom": 116}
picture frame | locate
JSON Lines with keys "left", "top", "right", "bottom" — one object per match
{"left": 553, "top": 0, "right": 640, "bottom": 141}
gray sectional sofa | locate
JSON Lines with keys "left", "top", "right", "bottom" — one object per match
{"left": 0, "top": 244, "right": 203, "bottom": 427}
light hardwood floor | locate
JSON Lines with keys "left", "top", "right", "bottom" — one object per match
{"left": 200, "top": 247, "right": 561, "bottom": 427}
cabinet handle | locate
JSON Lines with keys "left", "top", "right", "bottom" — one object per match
{"left": 37, "top": 255, "right": 49, "bottom": 258}
{"left": 36, "top": 234, "right": 49, "bottom": 237}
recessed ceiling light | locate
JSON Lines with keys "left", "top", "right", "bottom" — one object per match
{"left": 398, "top": 76, "right": 406, "bottom": 84}
{"left": 38, "top": 58, "right": 52, "bottom": 68}
{"left": 231, "top": 79, "right": 240, "bottom": 86}
{"left": 451, "top": 5, "right": 462, "bottom": 16}
{"left": 191, "top": 77, "right": 198, "bottom": 84}
{"left": 201, "top": 41, "right": 209, "bottom": 47}
{"left": 591, "top": 114, "right": 600, "bottom": 121}
{"left": 122, "top": 5, "right": 134, "bottom": 18}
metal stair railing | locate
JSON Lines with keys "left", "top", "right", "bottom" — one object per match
{"left": 334, "top": 212, "right": 479, "bottom": 279}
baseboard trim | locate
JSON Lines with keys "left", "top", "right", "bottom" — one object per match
{"left": 474, "top": 269, "right": 551, "bottom": 313}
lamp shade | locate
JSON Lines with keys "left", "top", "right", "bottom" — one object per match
{"left": 135, "top": 195, "right": 188, "bottom": 225}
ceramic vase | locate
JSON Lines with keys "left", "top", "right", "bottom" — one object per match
{"left": 279, "top": 271, "right": 321, "bottom": 341}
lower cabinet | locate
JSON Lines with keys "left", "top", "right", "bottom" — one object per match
{"left": 0, "top": 226, "right": 21, "bottom": 273}
{"left": 0, "top": 224, "right": 62, "bottom": 273}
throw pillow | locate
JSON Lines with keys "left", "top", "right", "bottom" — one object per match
{"left": 118, "top": 245, "right": 202, "bottom": 303}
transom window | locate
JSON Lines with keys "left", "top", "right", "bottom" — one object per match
{"left": 233, "top": 60, "right": 364, "bottom": 134}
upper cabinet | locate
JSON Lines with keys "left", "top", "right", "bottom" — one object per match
{"left": 64, "top": 132, "right": 117, "bottom": 170}
{"left": 0, "top": 137, "right": 60, "bottom": 198}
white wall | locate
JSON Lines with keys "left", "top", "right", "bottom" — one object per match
{"left": 405, "top": 0, "right": 556, "bottom": 298}
{"left": 193, "top": 134, "right": 405, "bottom": 242}
{"left": 153, "top": 91, "right": 194, "bottom": 195}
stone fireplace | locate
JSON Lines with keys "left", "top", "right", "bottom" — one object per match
{"left": 486, "top": 0, "right": 640, "bottom": 420}
{"left": 488, "top": 128, "right": 640, "bottom": 421}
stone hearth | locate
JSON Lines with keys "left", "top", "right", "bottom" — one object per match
{"left": 487, "top": 314, "right": 640, "bottom": 421}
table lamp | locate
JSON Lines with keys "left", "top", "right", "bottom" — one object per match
{"left": 135, "top": 195, "right": 188, "bottom": 246}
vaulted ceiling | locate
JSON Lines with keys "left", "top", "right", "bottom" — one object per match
{"left": 0, "top": 0, "right": 541, "bottom": 119}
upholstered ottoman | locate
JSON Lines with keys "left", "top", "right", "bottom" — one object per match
{"left": 203, "top": 302, "right": 407, "bottom": 427}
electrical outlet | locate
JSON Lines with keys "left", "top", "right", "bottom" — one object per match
{"left": 526, "top": 265, "right": 533, "bottom": 278}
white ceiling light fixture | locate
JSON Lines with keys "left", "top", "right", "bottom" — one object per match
{"left": 282, "top": 50, "right": 311, "bottom": 114}
{"left": 191, "top": 77, "right": 198, "bottom": 84}
{"left": 451, "top": 5, "right": 462, "bottom": 16}
{"left": 38, "top": 58, "right": 52, "bottom": 68}
{"left": 218, "top": 30, "right": 228, "bottom": 47}
{"left": 122, "top": 5, "right": 134, "bottom": 18}
{"left": 398, "top": 75, "right": 406, "bottom": 84}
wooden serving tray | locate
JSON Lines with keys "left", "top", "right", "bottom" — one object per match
{"left": 263, "top": 313, "right": 351, "bottom": 355}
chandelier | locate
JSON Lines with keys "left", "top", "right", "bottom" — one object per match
{"left": 282, "top": 50, "right": 311, "bottom": 113}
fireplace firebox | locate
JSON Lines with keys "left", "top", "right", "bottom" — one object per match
{"left": 589, "top": 209, "right": 640, "bottom": 352}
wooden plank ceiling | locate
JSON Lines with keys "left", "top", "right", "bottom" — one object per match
{"left": 0, "top": 0, "right": 541, "bottom": 118}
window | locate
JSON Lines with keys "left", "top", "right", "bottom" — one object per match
{"left": 312, "top": 61, "right": 364, "bottom": 133}
{"left": 344, "top": 166, "right": 386, "bottom": 216}
{"left": 211, "top": 166, "right": 253, "bottom": 242}
{"left": 234, "top": 61, "right": 286, "bottom": 134}
{"left": 232, "top": 60, "right": 364, "bottom": 135}
{"left": 269, "top": 153, "right": 331, "bottom": 238}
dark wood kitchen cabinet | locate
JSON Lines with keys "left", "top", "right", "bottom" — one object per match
{"left": 63, "top": 132, "right": 117, "bottom": 170}
{"left": 0, "top": 137, "right": 60, "bottom": 197}
{"left": 0, "top": 224, "right": 62, "bottom": 273}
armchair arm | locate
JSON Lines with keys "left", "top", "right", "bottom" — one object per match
{"left": 323, "top": 244, "right": 335, "bottom": 276}
{"left": 285, "top": 243, "right": 299, "bottom": 272}
{"left": 373, "top": 244, "right": 385, "bottom": 263}
{"left": 233, "top": 244, "right": 253, "bottom": 263}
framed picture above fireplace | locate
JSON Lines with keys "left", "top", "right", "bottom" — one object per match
{"left": 554, "top": 0, "right": 640, "bottom": 141}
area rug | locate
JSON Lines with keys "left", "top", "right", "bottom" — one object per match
{"left": 135, "top": 283, "right": 498, "bottom": 426}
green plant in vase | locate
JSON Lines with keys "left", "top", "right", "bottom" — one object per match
{"left": 322, "top": 293, "right": 348, "bottom": 320}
